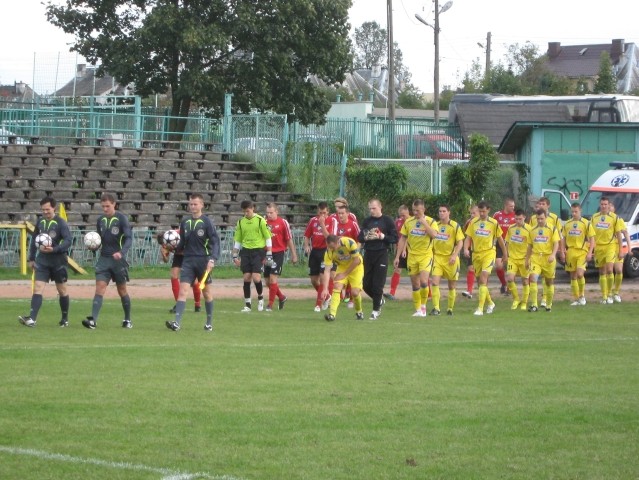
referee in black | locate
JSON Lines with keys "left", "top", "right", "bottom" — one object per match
{"left": 358, "top": 198, "right": 398, "bottom": 319}
{"left": 18, "top": 196, "right": 72, "bottom": 327}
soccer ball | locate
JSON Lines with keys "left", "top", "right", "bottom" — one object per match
{"left": 84, "top": 231, "right": 102, "bottom": 251}
{"left": 35, "top": 233, "right": 52, "bottom": 249}
{"left": 163, "top": 230, "right": 180, "bottom": 249}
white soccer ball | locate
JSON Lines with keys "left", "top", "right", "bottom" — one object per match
{"left": 35, "top": 233, "right": 52, "bottom": 249}
{"left": 84, "top": 231, "right": 102, "bottom": 251}
{"left": 163, "top": 230, "right": 180, "bottom": 249}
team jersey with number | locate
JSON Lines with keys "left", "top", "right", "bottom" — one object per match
{"left": 505, "top": 223, "right": 533, "bottom": 260}
{"left": 493, "top": 210, "right": 517, "bottom": 238}
{"left": 267, "top": 216, "right": 293, "bottom": 253}
{"left": 562, "top": 217, "right": 595, "bottom": 252}
{"left": 304, "top": 215, "right": 338, "bottom": 250}
{"left": 433, "top": 220, "right": 464, "bottom": 256}
{"left": 464, "top": 216, "right": 500, "bottom": 253}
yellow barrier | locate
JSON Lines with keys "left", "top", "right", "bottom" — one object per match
{"left": 0, "top": 222, "right": 34, "bottom": 275}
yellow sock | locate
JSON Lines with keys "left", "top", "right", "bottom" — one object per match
{"left": 606, "top": 273, "right": 614, "bottom": 295}
{"left": 330, "top": 290, "right": 341, "bottom": 316}
{"left": 547, "top": 284, "right": 555, "bottom": 306}
{"left": 541, "top": 282, "right": 547, "bottom": 304}
{"left": 353, "top": 293, "right": 363, "bottom": 313}
{"left": 420, "top": 285, "right": 429, "bottom": 307}
{"left": 522, "top": 284, "right": 530, "bottom": 305}
{"left": 448, "top": 289, "right": 456, "bottom": 311}
{"left": 507, "top": 280, "right": 519, "bottom": 301}
{"left": 599, "top": 275, "right": 608, "bottom": 299}
{"left": 578, "top": 276, "right": 586, "bottom": 297}
{"left": 478, "top": 285, "right": 488, "bottom": 309}
{"left": 431, "top": 285, "right": 441, "bottom": 310}
{"left": 570, "top": 279, "right": 579, "bottom": 300}
{"left": 412, "top": 289, "right": 421, "bottom": 312}
{"left": 529, "top": 282, "right": 538, "bottom": 306}
{"left": 614, "top": 272, "right": 623, "bottom": 294}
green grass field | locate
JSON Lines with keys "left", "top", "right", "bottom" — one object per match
{"left": 1, "top": 295, "right": 638, "bottom": 480}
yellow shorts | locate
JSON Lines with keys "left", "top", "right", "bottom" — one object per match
{"left": 334, "top": 262, "right": 364, "bottom": 290}
{"left": 472, "top": 249, "right": 496, "bottom": 274}
{"left": 407, "top": 254, "right": 433, "bottom": 276}
{"left": 432, "top": 255, "right": 460, "bottom": 280}
{"left": 594, "top": 246, "right": 616, "bottom": 268}
{"left": 530, "top": 255, "right": 556, "bottom": 279}
{"left": 565, "top": 249, "right": 587, "bottom": 272}
{"left": 506, "top": 259, "right": 528, "bottom": 278}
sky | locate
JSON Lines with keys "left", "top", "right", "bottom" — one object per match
{"left": 1, "top": 0, "right": 638, "bottom": 94}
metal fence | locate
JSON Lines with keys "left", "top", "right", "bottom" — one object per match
{"left": 0, "top": 226, "right": 308, "bottom": 270}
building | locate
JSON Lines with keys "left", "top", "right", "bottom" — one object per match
{"left": 54, "top": 64, "right": 132, "bottom": 103}
{"left": 545, "top": 39, "right": 639, "bottom": 93}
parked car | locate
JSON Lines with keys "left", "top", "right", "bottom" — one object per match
{"left": 395, "top": 133, "right": 468, "bottom": 160}
{"left": 234, "top": 137, "right": 284, "bottom": 163}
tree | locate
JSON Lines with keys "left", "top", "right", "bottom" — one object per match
{"left": 45, "top": 0, "right": 353, "bottom": 138}
{"left": 397, "top": 84, "right": 427, "bottom": 109}
{"left": 594, "top": 51, "right": 617, "bottom": 93}
{"left": 353, "top": 21, "right": 387, "bottom": 69}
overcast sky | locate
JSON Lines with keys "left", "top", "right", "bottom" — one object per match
{"left": 1, "top": 0, "right": 638, "bottom": 94}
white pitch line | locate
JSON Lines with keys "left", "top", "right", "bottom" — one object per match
{"left": 0, "top": 445, "right": 245, "bottom": 480}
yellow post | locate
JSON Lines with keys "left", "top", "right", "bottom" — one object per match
{"left": 0, "top": 223, "right": 30, "bottom": 275}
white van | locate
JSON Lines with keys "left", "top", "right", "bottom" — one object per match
{"left": 578, "top": 163, "right": 639, "bottom": 277}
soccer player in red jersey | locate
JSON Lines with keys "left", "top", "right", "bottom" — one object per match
{"left": 493, "top": 198, "right": 516, "bottom": 294}
{"left": 303, "top": 202, "right": 338, "bottom": 312}
{"left": 264, "top": 203, "right": 298, "bottom": 311}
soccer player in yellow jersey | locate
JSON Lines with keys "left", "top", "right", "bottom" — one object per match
{"left": 321, "top": 235, "right": 364, "bottom": 321}
{"left": 559, "top": 203, "right": 594, "bottom": 306}
{"left": 463, "top": 201, "right": 505, "bottom": 316}
{"left": 505, "top": 209, "right": 533, "bottom": 310}
{"left": 592, "top": 197, "right": 624, "bottom": 303}
{"left": 528, "top": 196, "right": 561, "bottom": 308}
{"left": 609, "top": 203, "right": 630, "bottom": 303}
{"left": 394, "top": 199, "right": 437, "bottom": 317}
{"left": 525, "top": 210, "right": 560, "bottom": 312}
{"left": 430, "top": 205, "right": 465, "bottom": 316}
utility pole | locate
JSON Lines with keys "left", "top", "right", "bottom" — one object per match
{"left": 387, "top": 0, "right": 395, "bottom": 121}
{"left": 485, "top": 32, "right": 492, "bottom": 77}
{"left": 433, "top": 0, "right": 440, "bottom": 123}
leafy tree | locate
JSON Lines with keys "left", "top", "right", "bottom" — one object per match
{"left": 594, "top": 51, "right": 617, "bottom": 93}
{"left": 397, "top": 84, "right": 427, "bottom": 109}
{"left": 353, "top": 21, "right": 387, "bottom": 69}
{"left": 45, "top": 0, "right": 353, "bottom": 138}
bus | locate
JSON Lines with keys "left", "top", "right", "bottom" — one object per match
{"left": 448, "top": 94, "right": 639, "bottom": 125}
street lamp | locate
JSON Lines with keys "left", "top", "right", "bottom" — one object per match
{"left": 415, "top": 0, "right": 453, "bottom": 124}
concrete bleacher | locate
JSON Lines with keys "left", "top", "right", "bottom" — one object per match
{"left": 0, "top": 142, "right": 317, "bottom": 231}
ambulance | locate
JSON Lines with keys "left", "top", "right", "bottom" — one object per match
{"left": 579, "top": 163, "right": 639, "bottom": 277}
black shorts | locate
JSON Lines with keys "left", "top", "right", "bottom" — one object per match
{"left": 180, "top": 256, "right": 212, "bottom": 286}
{"left": 95, "top": 256, "right": 130, "bottom": 285}
{"left": 264, "top": 251, "right": 285, "bottom": 277}
{"left": 496, "top": 242, "right": 506, "bottom": 259}
{"left": 171, "top": 253, "right": 184, "bottom": 268}
{"left": 397, "top": 253, "right": 408, "bottom": 269}
{"left": 240, "top": 248, "right": 265, "bottom": 274}
{"left": 308, "top": 248, "right": 326, "bottom": 277}
{"left": 34, "top": 255, "right": 68, "bottom": 284}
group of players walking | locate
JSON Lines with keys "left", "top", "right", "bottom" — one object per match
{"left": 18, "top": 192, "right": 630, "bottom": 329}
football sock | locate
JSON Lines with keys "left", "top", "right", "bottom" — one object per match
{"left": 269, "top": 283, "right": 278, "bottom": 307}
{"left": 448, "top": 288, "right": 457, "bottom": 311}
{"left": 466, "top": 270, "right": 475, "bottom": 293}
{"left": 243, "top": 281, "right": 251, "bottom": 304}
{"left": 507, "top": 280, "right": 519, "bottom": 301}
{"left": 478, "top": 285, "right": 488, "bottom": 309}
{"left": 614, "top": 272, "right": 622, "bottom": 294}
{"left": 431, "top": 285, "right": 441, "bottom": 310}
{"left": 599, "top": 275, "right": 608, "bottom": 299}
{"left": 578, "top": 276, "right": 586, "bottom": 297}
{"left": 529, "top": 282, "right": 538, "bottom": 306}
{"left": 353, "top": 293, "right": 363, "bottom": 312}
{"left": 541, "top": 281, "right": 547, "bottom": 304}
{"left": 316, "top": 288, "right": 324, "bottom": 307}
{"left": 522, "top": 284, "right": 530, "bottom": 305}
{"left": 276, "top": 286, "right": 285, "bottom": 301}
{"left": 330, "top": 289, "right": 341, "bottom": 316}
{"left": 390, "top": 272, "right": 400, "bottom": 295}
{"left": 121, "top": 294, "right": 131, "bottom": 321}
{"left": 30, "top": 293, "right": 43, "bottom": 321}
{"left": 171, "top": 278, "right": 180, "bottom": 301}
{"left": 254, "top": 280, "right": 263, "bottom": 297}
{"left": 547, "top": 284, "right": 555, "bottom": 306}
{"left": 570, "top": 279, "right": 579, "bottom": 299}
{"left": 91, "top": 295, "right": 103, "bottom": 321}
{"left": 192, "top": 282, "right": 201, "bottom": 306}
{"left": 606, "top": 273, "right": 614, "bottom": 295}
{"left": 420, "top": 284, "right": 429, "bottom": 307}
{"left": 411, "top": 288, "right": 421, "bottom": 312}
{"left": 205, "top": 300, "right": 213, "bottom": 326}
{"left": 59, "top": 295, "right": 69, "bottom": 321}
{"left": 175, "top": 300, "right": 186, "bottom": 325}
